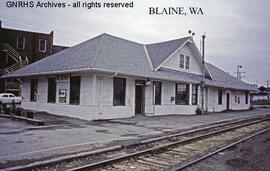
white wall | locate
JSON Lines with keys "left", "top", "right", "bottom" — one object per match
{"left": 162, "top": 43, "right": 202, "bottom": 75}
{"left": 21, "top": 73, "right": 135, "bottom": 121}
{"left": 21, "top": 73, "right": 250, "bottom": 121}
{"left": 148, "top": 81, "right": 198, "bottom": 116}
{"left": 203, "top": 87, "right": 250, "bottom": 112}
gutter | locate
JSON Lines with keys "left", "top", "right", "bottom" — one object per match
{"left": 2, "top": 68, "right": 256, "bottom": 91}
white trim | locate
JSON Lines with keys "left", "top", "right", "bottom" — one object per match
{"left": 188, "top": 38, "right": 215, "bottom": 80}
{"left": 205, "top": 64, "right": 215, "bottom": 81}
{"left": 38, "top": 39, "right": 47, "bottom": 53}
{"left": 155, "top": 38, "right": 190, "bottom": 71}
{"left": 16, "top": 37, "right": 25, "bottom": 50}
{"left": 143, "top": 45, "right": 154, "bottom": 70}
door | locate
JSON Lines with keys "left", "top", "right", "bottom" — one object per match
{"left": 226, "top": 93, "right": 230, "bottom": 110}
{"left": 135, "top": 80, "right": 145, "bottom": 114}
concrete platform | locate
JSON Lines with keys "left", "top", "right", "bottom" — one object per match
{"left": 0, "top": 108, "right": 270, "bottom": 169}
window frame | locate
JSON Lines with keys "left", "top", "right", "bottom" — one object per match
{"left": 39, "top": 39, "right": 47, "bottom": 52}
{"left": 47, "top": 78, "right": 57, "bottom": 103}
{"left": 30, "top": 79, "right": 38, "bottom": 102}
{"left": 153, "top": 81, "right": 162, "bottom": 105}
{"left": 192, "top": 85, "right": 198, "bottom": 105}
{"left": 179, "top": 54, "right": 185, "bottom": 69}
{"left": 218, "top": 89, "right": 223, "bottom": 105}
{"left": 113, "top": 77, "right": 126, "bottom": 106}
{"left": 69, "top": 76, "right": 81, "bottom": 105}
{"left": 16, "top": 37, "right": 25, "bottom": 50}
{"left": 175, "top": 83, "right": 189, "bottom": 105}
{"left": 185, "top": 56, "right": 190, "bottom": 70}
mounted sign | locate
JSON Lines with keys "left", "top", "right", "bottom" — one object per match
{"left": 59, "top": 89, "right": 67, "bottom": 103}
{"left": 56, "top": 75, "right": 69, "bottom": 82}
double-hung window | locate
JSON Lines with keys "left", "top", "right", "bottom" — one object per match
{"left": 17, "top": 37, "right": 25, "bottom": 50}
{"left": 39, "top": 39, "right": 47, "bottom": 52}
{"left": 154, "top": 81, "right": 162, "bottom": 105}
{"left": 192, "top": 85, "right": 198, "bottom": 105}
{"left": 113, "top": 77, "right": 126, "bottom": 106}
{"left": 30, "top": 79, "right": 38, "bottom": 102}
{"left": 70, "top": 76, "right": 81, "bottom": 105}
{"left": 185, "top": 56, "right": 190, "bottom": 69}
{"left": 218, "top": 90, "right": 223, "bottom": 105}
{"left": 175, "top": 84, "right": 189, "bottom": 105}
{"left": 180, "top": 54, "right": 185, "bottom": 68}
{"left": 47, "top": 78, "right": 56, "bottom": 103}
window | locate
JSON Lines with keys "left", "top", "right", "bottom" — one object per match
{"left": 113, "top": 77, "right": 126, "bottom": 106}
{"left": 70, "top": 76, "right": 80, "bottom": 105}
{"left": 39, "top": 39, "right": 47, "bottom": 52}
{"left": 218, "top": 90, "right": 223, "bottom": 105}
{"left": 175, "top": 84, "right": 189, "bottom": 105}
{"left": 192, "top": 85, "right": 198, "bottom": 105}
{"left": 9, "top": 94, "right": 15, "bottom": 97}
{"left": 16, "top": 37, "right": 25, "bottom": 50}
{"left": 180, "top": 54, "right": 185, "bottom": 68}
{"left": 154, "top": 81, "right": 162, "bottom": 105}
{"left": 30, "top": 79, "right": 38, "bottom": 102}
{"left": 185, "top": 56, "right": 190, "bottom": 69}
{"left": 47, "top": 78, "right": 56, "bottom": 103}
{"left": 245, "top": 92, "right": 249, "bottom": 104}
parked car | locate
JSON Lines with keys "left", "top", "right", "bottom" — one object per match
{"left": 0, "top": 93, "right": 22, "bottom": 104}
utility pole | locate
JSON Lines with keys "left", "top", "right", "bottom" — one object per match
{"left": 235, "top": 65, "right": 245, "bottom": 80}
{"left": 265, "top": 80, "right": 270, "bottom": 102}
{"left": 201, "top": 34, "right": 206, "bottom": 114}
{"left": 188, "top": 30, "right": 206, "bottom": 114}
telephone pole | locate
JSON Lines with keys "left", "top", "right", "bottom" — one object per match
{"left": 188, "top": 30, "right": 206, "bottom": 114}
{"left": 235, "top": 65, "right": 245, "bottom": 80}
{"left": 265, "top": 80, "right": 270, "bottom": 102}
{"left": 201, "top": 34, "right": 206, "bottom": 114}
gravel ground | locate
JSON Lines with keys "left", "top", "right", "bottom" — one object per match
{"left": 184, "top": 129, "right": 270, "bottom": 171}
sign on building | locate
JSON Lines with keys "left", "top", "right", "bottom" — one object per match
{"left": 59, "top": 89, "right": 67, "bottom": 103}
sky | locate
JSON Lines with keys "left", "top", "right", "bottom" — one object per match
{"left": 0, "top": 0, "right": 269, "bottom": 86}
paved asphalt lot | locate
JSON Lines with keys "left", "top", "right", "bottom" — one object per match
{"left": 184, "top": 126, "right": 270, "bottom": 171}
{"left": 0, "top": 108, "right": 270, "bottom": 169}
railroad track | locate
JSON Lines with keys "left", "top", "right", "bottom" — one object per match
{"left": 5, "top": 115, "right": 270, "bottom": 171}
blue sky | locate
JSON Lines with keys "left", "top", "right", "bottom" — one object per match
{"left": 0, "top": 0, "right": 269, "bottom": 86}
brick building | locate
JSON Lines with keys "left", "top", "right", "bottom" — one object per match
{"left": 0, "top": 21, "right": 67, "bottom": 94}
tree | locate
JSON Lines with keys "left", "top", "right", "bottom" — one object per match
{"left": 259, "top": 86, "right": 267, "bottom": 92}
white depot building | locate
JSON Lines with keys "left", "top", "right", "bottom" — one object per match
{"left": 4, "top": 33, "right": 256, "bottom": 120}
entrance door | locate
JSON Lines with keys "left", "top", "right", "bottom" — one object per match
{"left": 135, "top": 80, "right": 145, "bottom": 114}
{"left": 226, "top": 93, "right": 230, "bottom": 110}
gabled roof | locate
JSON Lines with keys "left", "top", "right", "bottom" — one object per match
{"left": 145, "top": 37, "right": 190, "bottom": 69}
{"left": 3, "top": 33, "right": 256, "bottom": 91}
{"left": 206, "top": 63, "right": 257, "bottom": 91}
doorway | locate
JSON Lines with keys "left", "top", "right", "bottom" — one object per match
{"left": 135, "top": 80, "right": 145, "bottom": 114}
{"left": 226, "top": 93, "right": 230, "bottom": 110}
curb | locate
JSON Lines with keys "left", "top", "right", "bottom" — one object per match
{"left": 0, "top": 114, "right": 44, "bottom": 126}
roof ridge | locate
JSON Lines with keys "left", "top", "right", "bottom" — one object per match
{"left": 91, "top": 33, "right": 106, "bottom": 68}
{"left": 146, "top": 36, "right": 191, "bottom": 45}
{"left": 143, "top": 44, "right": 154, "bottom": 70}
{"left": 102, "top": 33, "right": 143, "bottom": 45}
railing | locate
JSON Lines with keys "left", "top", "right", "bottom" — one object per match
{"left": 5, "top": 59, "right": 28, "bottom": 73}
{"left": 0, "top": 43, "right": 21, "bottom": 63}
